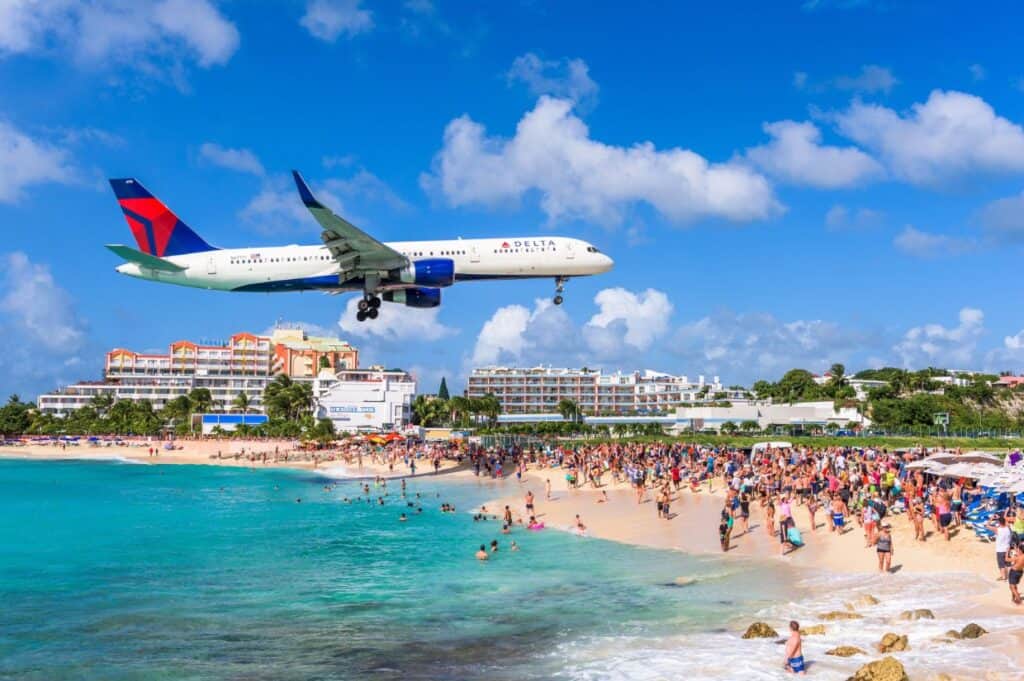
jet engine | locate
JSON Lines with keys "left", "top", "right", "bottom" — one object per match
{"left": 392, "top": 258, "right": 454, "bottom": 288}
{"left": 382, "top": 287, "right": 441, "bottom": 308}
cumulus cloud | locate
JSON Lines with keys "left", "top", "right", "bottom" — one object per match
{"left": 507, "top": 53, "right": 599, "bottom": 106}
{"left": 199, "top": 142, "right": 265, "bottom": 176}
{"left": 893, "top": 225, "right": 977, "bottom": 258}
{"left": 0, "top": 0, "right": 239, "bottom": 71}
{"left": 834, "top": 90, "right": 1024, "bottom": 185}
{"left": 0, "top": 121, "right": 76, "bottom": 202}
{"left": 1, "top": 252, "right": 84, "bottom": 351}
{"left": 300, "top": 0, "right": 373, "bottom": 42}
{"left": 745, "top": 120, "right": 883, "bottom": 188}
{"left": 825, "top": 204, "right": 883, "bottom": 230}
{"left": 669, "top": 310, "right": 869, "bottom": 382}
{"left": 470, "top": 288, "right": 672, "bottom": 368}
{"left": 338, "top": 296, "right": 456, "bottom": 343}
{"left": 584, "top": 288, "right": 672, "bottom": 355}
{"left": 977, "top": 190, "right": 1024, "bottom": 243}
{"left": 423, "top": 96, "right": 781, "bottom": 226}
{"left": 894, "top": 307, "right": 984, "bottom": 369}
{"left": 986, "top": 328, "right": 1024, "bottom": 371}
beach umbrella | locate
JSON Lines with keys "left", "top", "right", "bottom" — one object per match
{"left": 940, "top": 462, "right": 980, "bottom": 479}
{"left": 905, "top": 460, "right": 933, "bottom": 470}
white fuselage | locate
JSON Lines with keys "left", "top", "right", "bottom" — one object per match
{"left": 116, "top": 236, "right": 614, "bottom": 292}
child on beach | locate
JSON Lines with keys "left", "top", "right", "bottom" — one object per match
{"left": 784, "top": 621, "right": 805, "bottom": 675}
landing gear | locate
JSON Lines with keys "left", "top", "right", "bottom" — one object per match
{"left": 553, "top": 276, "right": 568, "bottom": 305}
{"left": 356, "top": 293, "right": 382, "bottom": 322}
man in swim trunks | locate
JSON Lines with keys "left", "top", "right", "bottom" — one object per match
{"left": 784, "top": 620, "right": 805, "bottom": 674}
{"left": 475, "top": 545, "right": 488, "bottom": 561}
{"left": 830, "top": 494, "right": 849, "bottom": 534}
{"left": 525, "top": 490, "right": 535, "bottom": 516}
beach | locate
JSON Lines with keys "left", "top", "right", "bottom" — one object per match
{"left": 2, "top": 445, "right": 1022, "bottom": 679}
{"left": 479, "top": 461, "right": 1024, "bottom": 680}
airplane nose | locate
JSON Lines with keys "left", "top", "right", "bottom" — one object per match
{"left": 600, "top": 254, "right": 614, "bottom": 272}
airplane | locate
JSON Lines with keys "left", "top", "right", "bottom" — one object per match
{"left": 106, "top": 171, "right": 614, "bottom": 322}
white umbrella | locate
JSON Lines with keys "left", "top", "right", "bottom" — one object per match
{"left": 941, "top": 462, "right": 980, "bottom": 478}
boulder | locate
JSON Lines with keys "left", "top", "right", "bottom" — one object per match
{"left": 672, "top": 576, "right": 697, "bottom": 587}
{"left": 741, "top": 622, "right": 778, "bottom": 639}
{"left": 847, "top": 594, "right": 880, "bottom": 609}
{"left": 944, "top": 629, "right": 962, "bottom": 640}
{"left": 898, "top": 608, "right": 935, "bottom": 621}
{"left": 820, "top": 610, "right": 864, "bottom": 621}
{"left": 827, "top": 645, "right": 867, "bottom": 657}
{"left": 959, "top": 623, "right": 987, "bottom": 639}
{"left": 846, "top": 656, "right": 909, "bottom": 681}
{"left": 800, "top": 624, "right": 826, "bottom": 636}
{"left": 877, "top": 633, "right": 909, "bottom": 653}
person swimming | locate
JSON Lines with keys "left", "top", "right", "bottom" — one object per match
{"left": 475, "top": 545, "right": 488, "bottom": 561}
{"left": 399, "top": 513, "right": 407, "bottom": 522}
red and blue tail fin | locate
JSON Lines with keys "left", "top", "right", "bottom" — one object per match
{"left": 109, "top": 178, "right": 218, "bottom": 257}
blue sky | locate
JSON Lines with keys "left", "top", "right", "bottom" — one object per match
{"left": 2, "top": 0, "right": 1024, "bottom": 399}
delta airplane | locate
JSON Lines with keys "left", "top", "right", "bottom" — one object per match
{"left": 107, "top": 171, "right": 613, "bottom": 321}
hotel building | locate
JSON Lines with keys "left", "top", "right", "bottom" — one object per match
{"left": 38, "top": 328, "right": 360, "bottom": 416}
{"left": 466, "top": 366, "right": 742, "bottom": 415}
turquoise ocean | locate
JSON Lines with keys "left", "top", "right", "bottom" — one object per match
{"left": 3, "top": 459, "right": 1015, "bottom": 680}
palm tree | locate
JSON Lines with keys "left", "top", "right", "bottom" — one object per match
{"left": 829, "top": 363, "right": 847, "bottom": 387}
{"left": 90, "top": 393, "right": 115, "bottom": 418}
{"left": 187, "top": 388, "right": 214, "bottom": 414}
{"left": 556, "top": 398, "right": 579, "bottom": 423}
{"left": 233, "top": 392, "right": 251, "bottom": 414}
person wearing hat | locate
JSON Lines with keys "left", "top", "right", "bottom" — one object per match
{"left": 876, "top": 523, "right": 894, "bottom": 573}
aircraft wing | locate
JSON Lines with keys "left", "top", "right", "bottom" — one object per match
{"left": 291, "top": 171, "right": 407, "bottom": 275}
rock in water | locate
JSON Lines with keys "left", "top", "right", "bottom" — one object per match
{"left": 877, "top": 633, "right": 909, "bottom": 652}
{"left": 959, "top": 623, "right": 987, "bottom": 639}
{"left": 671, "top": 576, "right": 697, "bottom": 587}
{"left": 820, "top": 611, "right": 864, "bottom": 621}
{"left": 827, "top": 646, "right": 867, "bottom": 657}
{"left": 741, "top": 622, "right": 778, "bottom": 639}
{"left": 944, "top": 629, "right": 962, "bottom": 640}
{"left": 898, "top": 608, "right": 935, "bottom": 621}
{"left": 847, "top": 594, "right": 880, "bottom": 609}
{"left": 800, "top": 624, "right": 826, "bottom": 636}
{"left": 846, "top": 657, "right": 909, "bottom": 681}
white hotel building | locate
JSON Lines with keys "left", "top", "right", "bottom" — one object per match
{"left": 466, "top": 367, "right": 744, "bottom": 415}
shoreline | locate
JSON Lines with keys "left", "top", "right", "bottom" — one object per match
{"left": 0, "top": 442, "right": 463, "bottom": 480}
{"left": 479, "top": 466, "right": 1023, "bottom": 678}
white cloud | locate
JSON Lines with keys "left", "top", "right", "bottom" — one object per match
{"left": 895, "top": 307, "right": 984, "bottom": 369}
{"left": 745, "top": 120, "right": 883, "bottom": 188}
{"left": 0, "top": 0, "right": 239, "bottom": 70}
{"left": 893, "top": 225, "right": 976, "bottom": 258}
{"left": 977, "top": 190, "right": 1024, "bottom": 243}
{"left": 583, "top": 288, "right": 672, "bottom": 355}
{"left": 670, "top": 310, "right": 868, "bottom": 382}
{"left": 833, "top": 64, "right": 898, "bottom": 94}
{"left": 969, "top": 63, "right": 986, "bottom": 81}
{"left": 470, "top": 298, "right": 575, "bottom": 366}
{"left": 507, "top": 53, "right": 599, "bottom": 106}
{"left": 470, "top": 288, "right": 671, "bottom": 369}
{"left": 0, "top": 252, "right": 85, "bottom": 352}
{"left": 338, "top": 296, "right": 456, "bottom": 343}
{"left": 834, "top": 90, "right": 1024, "bottom": 185}
{"left": 825, "top": 204, "right": 883, "bottom": 230}
{"left": 324, "top": 170, "right": 410, "bottom": 212}
{"left": 199, "top": 142, "right": 265, "bottom": 176}
{"left": 0, "top": 120, "right": 76, "bottom": 202}
{"left": 793, "top": 71, "right": 809, "bottom": 89}
{"left": 423, "top": 96, "right": 781, "bottom": 225}
{"left": 300, "top": 0, "right": 373, "bottom": 42}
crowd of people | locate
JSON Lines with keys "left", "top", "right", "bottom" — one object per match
{"left": 466, "top": 440, "right": 1024, "bottom": 605}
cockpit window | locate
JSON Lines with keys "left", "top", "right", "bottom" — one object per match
{"left": 586, "top": 246, "right": 601, "bottom": 253}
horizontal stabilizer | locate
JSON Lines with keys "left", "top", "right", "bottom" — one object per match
{"left": 105, "top": 244, "right": 187, "bottom": 272}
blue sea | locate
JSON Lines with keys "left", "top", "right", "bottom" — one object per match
{"left": 3, "top": 459, "right": 1015, "bottom": 680}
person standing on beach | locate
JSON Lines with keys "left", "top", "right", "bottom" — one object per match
{"left": 995, "top": 515, "right": 1012, "bottom": 581}
{"left": 525, "top": 490, "right": 535, "bottom": 517}
{"left": 1008, "top": 546, "right": 1024, "bottom": 605}
{"left": 876, "top": 523, "right": 894, "bottom": 573}
{"left": 784, "top": 621, "right": 805, "bottom": 675}
{"left": 546, "top": 478, "right": 552, "bottom": 500}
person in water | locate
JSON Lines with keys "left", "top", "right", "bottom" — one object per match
{"left": 876, "top": 523, "right": 894, "bottom": 573}
{"left": 510, "top": 540, "right": 519, "bottom": 552}
{"left": 399, "top": 513, "right": 407, "bottom": 522}
{"left": 784, "top": 620, "right": 805, "bottom": 675}
{"left": 475, "top": 545, "right": 488, "bottom": 561}
{"left": 490, "top": 539, "right": 499, "bottom": 553}
{"left": 1008, "top": 545, "right": 1024, "bottom": 605}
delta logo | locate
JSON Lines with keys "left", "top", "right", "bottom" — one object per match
{"left": 500, "top": 240, "right": 555, "bottom": 249}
